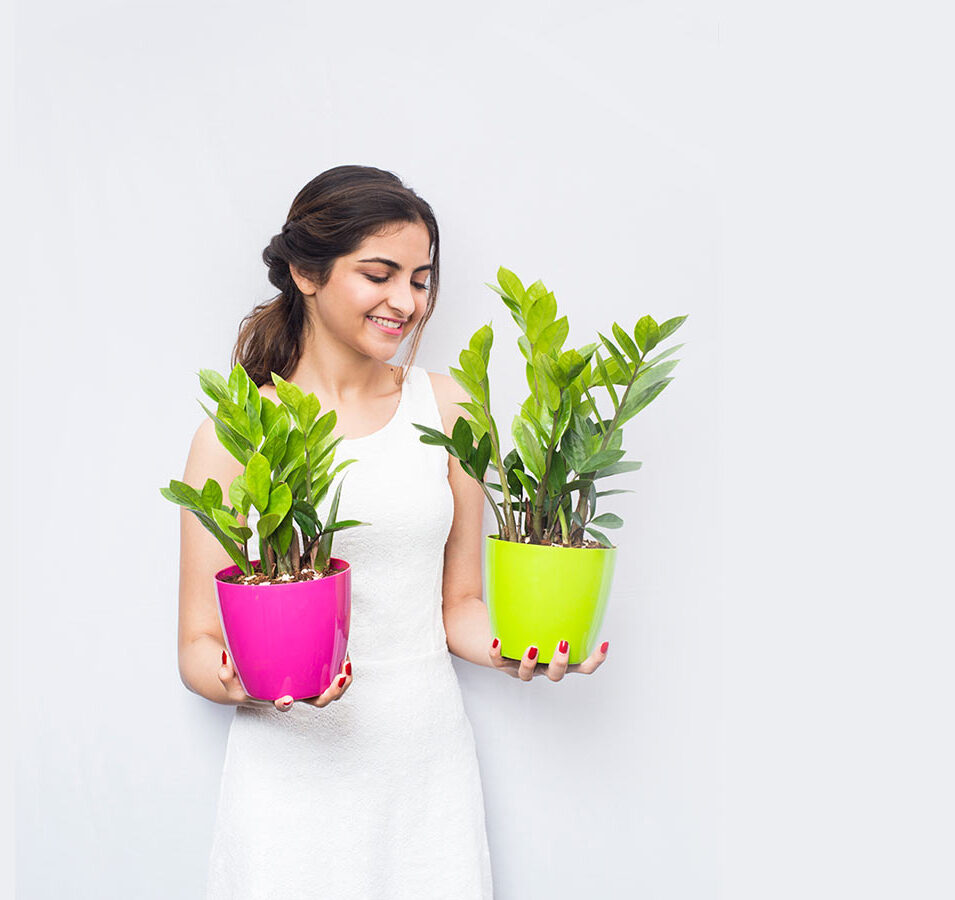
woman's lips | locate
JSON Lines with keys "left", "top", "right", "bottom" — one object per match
{"left": 367, "top": 316, "right": 403, "bottom": 335}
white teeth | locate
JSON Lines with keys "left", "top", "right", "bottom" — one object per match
{"left": 369, "top": 316, "right": 401, "bottom": 329}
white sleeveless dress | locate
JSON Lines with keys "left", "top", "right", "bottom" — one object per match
{"left": 205, "top": 365, "right": 494, "bottom": 899}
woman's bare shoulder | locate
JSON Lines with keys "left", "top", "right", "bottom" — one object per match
{"left": 426, "top": 371, "right": 467, "bottom": 436}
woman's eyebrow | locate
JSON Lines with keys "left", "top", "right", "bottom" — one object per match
{"left": 357, "top": 257, "right": 432, "bottom": 273}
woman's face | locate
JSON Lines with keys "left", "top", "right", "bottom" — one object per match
{"left": 293, "top": 220, "right": 432, "bottom": 361}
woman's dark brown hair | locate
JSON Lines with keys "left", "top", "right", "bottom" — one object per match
{"left": 231, "top": 165, "right": 440, "bottom": 388}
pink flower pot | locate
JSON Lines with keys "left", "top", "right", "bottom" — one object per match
{"left": 214, "top": 559, "right": 351, "bottom": 702}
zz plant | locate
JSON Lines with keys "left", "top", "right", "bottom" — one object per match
{"left": 413, "top": 267, "right": 686, "bottom": 549}
{"left": 161, "top": 364, "right": 367, "bottom": 579}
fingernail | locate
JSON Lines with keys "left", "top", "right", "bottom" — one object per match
{"left": 345, "top": 661, "right": 352, "bottom": 676}
{"left": 600, "top": 641, "right": 610, "bottom": 654}
{"left": 528, "top": 646, "right": 538, "bottom": 661}
{"left": 222, "top": 650, "right": 227, "bottom": 666}
{"left": 492, "top": 638, "right": 500, "bottom": 650}
{"left": 338, "top": 675, "right": 346, "bottom": 688}
{"left": 559, "top": 640, "right": 568, "bottom": 654}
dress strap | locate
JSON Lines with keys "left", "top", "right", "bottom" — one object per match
{"left": 402, "top": 365, "right": 445, "bottom": 434}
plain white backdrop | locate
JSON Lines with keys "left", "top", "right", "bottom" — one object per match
{"left": 10, "top": 1, "right": 954, "bottom": 898}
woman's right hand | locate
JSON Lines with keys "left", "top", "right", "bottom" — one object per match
{"left": 219, "top": 650, "right": 353, "bottom": 712}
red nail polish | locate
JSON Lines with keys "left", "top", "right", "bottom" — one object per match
{"left": 559, "top": 640, "right": 568, "bottom": 654}
{"left": 492, "top": 638, "right": 500, "bottom": 649}
{"left": 338, "top": 675, "right": 346, "bottom": 688}
{"left": 222, "top": 650, "right": 227, "bottom": 666}
{"left": 528, "top": 646, "right": 538, "bottom": 661}
{"left": 600, "top": 641, "right": 609, "bottom": 654}
{"left": 345, "top": 661, "right": 352, "bottom": 676}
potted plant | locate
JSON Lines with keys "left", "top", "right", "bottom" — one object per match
{"left": 160, "top": 363, "right": 368, "bottom": 701}
{"left": 413, "top": 267, "right": 686, "bottom": 664}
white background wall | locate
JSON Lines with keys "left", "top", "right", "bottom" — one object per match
{"left": 10, "top": 1, "right": 953, "bottom": 898}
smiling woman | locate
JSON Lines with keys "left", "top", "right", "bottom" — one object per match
{"left": 234, "top": 165, "right": 441, "bottom": 392}
{"left": 176, "top": 165, "right": 496, "bottom": 899}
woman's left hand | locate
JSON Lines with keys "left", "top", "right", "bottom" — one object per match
{"left": 488, "top": 638, "right": 609, "bottom": 682}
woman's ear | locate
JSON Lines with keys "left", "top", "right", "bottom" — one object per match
{"left": 289, "top": 263, "right": 317, "bottom": 297}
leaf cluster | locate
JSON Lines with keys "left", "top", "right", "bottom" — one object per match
{"left": 160, "top": 364, "right": 368, "bottom": 578}
{"left": 413, "top": 267, "right": 687, "bottom": 548}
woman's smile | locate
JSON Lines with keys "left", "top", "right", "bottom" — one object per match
{"left": 366, "top": 314, "right": 404, "bottom": 335}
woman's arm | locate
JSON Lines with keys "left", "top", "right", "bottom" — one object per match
{"left": 429, "top": 371, "right": 611, "bottom": 681}
{"left": 429, "top": 372, "right": 496, "bottom": 668}
{"left": 176, "top": 417, "right": 250, "bottom": 703}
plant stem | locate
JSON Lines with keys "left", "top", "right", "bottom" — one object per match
{"left": 532, "top": 402, "right": 562, "bottom": 541}
{"left": 582, "top": 385, "right": 607, "bottom": 437}
{"left": 481, "top": 385, "right": 518, "bottom": 541}
{"left": 478, "top": 478, "right": 507, "bottom": 538}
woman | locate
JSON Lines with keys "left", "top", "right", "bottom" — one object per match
{"left": 176, "top": 165, "right": 610, "bottom": 898}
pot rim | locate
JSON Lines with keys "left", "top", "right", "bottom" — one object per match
{"left": 214, "top": 557, "right": 351, "bottom": 585}
{"left": 484, "top": 534, "right": 616, "bottom": 551}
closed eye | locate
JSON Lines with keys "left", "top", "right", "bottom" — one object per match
{"left": 365, "top": 274, "right": 429, "bottom": 291}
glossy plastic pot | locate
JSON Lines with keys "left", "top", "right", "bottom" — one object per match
{"left": 214, "top": 558, "right": 351, "bottom": 702}
{"left": 485, "top": 536, "right": 616, "bottom": 665}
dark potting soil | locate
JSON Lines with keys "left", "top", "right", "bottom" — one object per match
{"left": 219, "top": 563, "right": 338, "bottom": 586}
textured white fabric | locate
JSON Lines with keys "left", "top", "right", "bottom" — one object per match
{"left": 205, "top": 365, "right": 494, "bottom": 899}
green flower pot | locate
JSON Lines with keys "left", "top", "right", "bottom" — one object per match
{"left": 485, "top": 535, "right": 617, "bottom": 665}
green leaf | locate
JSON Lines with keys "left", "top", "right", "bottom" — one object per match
{"left": 298, "top": 393, "right": 322, "bottom": 433}
{"left": 612, "top": 322, "right": 641, "bottom": 364}
{"left": 228, "top": 364, "right": 251, "bottom": 411}
{"left": 517, "top": 333, "right": 533, "bottom": 362}
{"left": 594, "top": 460, "right": 643, "bottom": 479}
{"left": 452, "top": 416, "right": 473, "bottom": 459}
{"left": 197, "top": 400, "right": 255, "bottom": 463}
{"left": 273, "top": 514, "right": 295, "bottom": 555}
{"left": 198, "top": 368, "right": 231, "bottom": 405}
{"left": 263, "top": 482, "right": 292, "bottom": 524}
{"left": 227, "top": 474, "right": 251, "bottom": 516}
{"left": 245, "top": 452, "right": 272, "bottom": 512}
{"left": 321, "top": 519, "right": 371, "bottom": 535}
{"left": 557, "top": 349, "right": 588, "bottom": 384}
{"left": 281, "top": 430, "right": 306, "bottom": 471}
{"left": 258, "top": 397, "right": 285, "bottom": 439}
{"left": 511, "top": 417, "right": 545, "bottom": 481}
{"left": 620, "top": 380, "right": 672, "bottom": 426}
{"left": 472, "top": 431, "right": 492, "bottom": 480}
{"left": 595, "top": 488, "right": 635, "bottom": 497}
{"left": 642, "top": 342, "right": 684, "bottom": 369}
{"left": 593, "top": 352, "right": 620, "bottom": 410}
{"left": 658, "top": 315, "right": 687, "bottom": 342}
{"left": 597, "top": 332, "right": 631, "bottom": 380}
{"left": 633, "top": 315, "right": 661, "bottom": 354}
{"left": 537, "top": 316, "right": 568, "bottom": 356}
{"left": 580, "top": 447, "right": 625, "bottom": 473}
{"left": 413, "top": 422, "right": 454, "bottom": 449}
{"left": 584, "top": 525, "right": 614, "bottom": 548}
{"left": 468, "top": 323, "right": 494, "bottom": 364}
{"left": 212, "top": 507, "right": 243, "bottom": 536}
{"left": 449, "top": 366, "right": 486, "bottom": 404}
{"left": 457, "top": 400, "right": 490, "bottom": 431}
{"left": 200, "top": 478, "right": 222, "bottom": 512}
{"left": 256, "top": 512, "right": 281, "bottom": 538}
{"left": 190, "top": 508, "right": 251, "bottom": 574}
{"left": 309, "top": 410, "right": 337, "bottom": 445}
{"left": 271, "top": 372, "right": 305, "bottom": 421}
{"left": 497, "top": 266, "right": 526, "bottom": 304}
{"left": 590, "top": 512, "right": 623, "bottom": 529}
{"left": 525, "top": 292, "right": 556, "bottom": 342}
{"left": 160, "top": 485, "right": 194, "bottom": 509}
{"left": 260, "top": 415, "right": 290, "bottom": 469}
{"left": 459, "top": 348, "right": 487, "bottom": 384}
{"left": 525, "top": 279, "right": 548, "bottom": 304}
{"left": 512, "top": 468, "right": 537, "bottom": 499}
